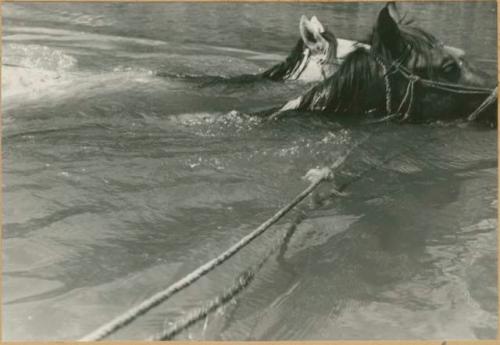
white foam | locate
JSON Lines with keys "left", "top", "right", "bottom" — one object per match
{"left": 2, "top": 43, "right": 77, "bottom": 105}
{"left": 2, "top": 65, "right": 67, "bottom": 101}
{"left": 2, "top": 65, "right": 154, "bottom": 110}
{"left": 4, "top": 43, "right": 76, "bottom": 71}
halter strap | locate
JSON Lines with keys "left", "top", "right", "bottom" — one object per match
{"left": 372, "top": 47, "right": 497, "bottom": 123}
{"left": 287, "top": 47, "right": 340, "bottom": 81}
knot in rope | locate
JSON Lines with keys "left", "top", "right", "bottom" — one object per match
{"left": 303, "top": 167, "right": 334, "bottom": 184}
{"left": 408, "top": 75, "right": 421, "bottom": 82}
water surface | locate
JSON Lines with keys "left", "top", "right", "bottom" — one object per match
{"left": 2, "top": 2, "right": 498, "bottom": 340}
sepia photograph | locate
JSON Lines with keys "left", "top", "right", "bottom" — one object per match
{"left": 2, "top": 0, "right": 498, "bottom": 341}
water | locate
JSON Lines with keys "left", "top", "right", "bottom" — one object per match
{"left": 2, "top": 2, "right": 497, "bottom": 341}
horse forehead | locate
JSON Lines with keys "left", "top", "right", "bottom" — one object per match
{"left": 444, "top": 45, "right": 465, "bottom": 58}
{"left": 337, "top": 38, "right": 370, "bottom": 59}
{"left": 424, "top": 45, "right": 466, "bottom": 65}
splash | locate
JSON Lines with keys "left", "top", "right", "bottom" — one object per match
{"left": 171, "top": 110, "right": 263, "bottom": 137}
{"left": 2, "top": 43, "right": 77, "bottom": 102}
{"left": 4, "top": 43, "right": 77, "bottom": 70}
{"left": 2, "top": 43, "right": 156, "bottom": 114}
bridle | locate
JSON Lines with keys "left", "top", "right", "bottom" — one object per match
{"left": 286, "top": 43, "right": 339, "bottom": 81}
{"left": 372, "top": 44, "right": 497, "bottom": 123}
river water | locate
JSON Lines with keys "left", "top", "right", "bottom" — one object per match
{"left": 2, "top": 2, "right": 498, "bottom": 341}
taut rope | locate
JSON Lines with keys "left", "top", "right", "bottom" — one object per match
{"left": 147, "top": 128, "right": 438, "bottom": 340}
{"left": 467, "top": 86, "right": 498, "bottom": 121}
{"left": 148, "top": 220, "right": 289, "bottom": 341}
{"left": 80, "top": 177, "right": 322, "bottom": 341}
{"left": 80, "top": 137, "right": 367, "bottom": 341}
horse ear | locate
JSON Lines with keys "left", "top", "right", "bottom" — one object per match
{"left": 387, "top": 2, "right": 414, "bottom": 25}
{"left": 376, "top": 3, "right": 403, "bottom": 57}
{"left": 310, "top": 16, "right": 325, "bottom": 33}
{"left": 387, "top": 2, "right": 402, "bottom": 22}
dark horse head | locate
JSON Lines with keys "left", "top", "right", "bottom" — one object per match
{"left": 262, "top": 15, "right": 367, "bottom": 82}
{"left": 278, "top": 2, "right": 497, "bottom": 126}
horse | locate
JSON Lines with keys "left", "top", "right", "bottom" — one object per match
{"left": 261, "top": 15, "right": 369, "bottom": 82}
{"left": 274, "top": 2, "right": 497, "bottom": 127}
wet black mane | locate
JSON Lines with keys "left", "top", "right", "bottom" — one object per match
{"left": 261, "top": 39, "right": 305, "bottom": 81}
{"left": 298, "top": 47, "right": 379, "bottom": 112}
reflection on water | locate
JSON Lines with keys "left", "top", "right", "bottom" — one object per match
{"left": 2, "top": 2, "right": 498, "bottom": 341}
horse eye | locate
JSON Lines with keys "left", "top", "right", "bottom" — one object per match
{"left": 442, "top": 60, "right": 459, "bottom": 74}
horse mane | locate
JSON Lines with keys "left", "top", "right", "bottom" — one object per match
{"left": 261, "top": 39, "right": 306, "bottom": 81}
{"left": 371, "top": 24, "right": 442, "bottom": 77}
{"left": 261, "top": 31, "right": 338, "bottom": 81}
{"left": 320, "top": 30, "right": 338, "bottom": 65}
{"left": 298, "top": 47, "right": 379, "bottom": 112}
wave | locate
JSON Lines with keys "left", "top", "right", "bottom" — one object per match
{"left": 2, "top": 42, "right": 158, "bottom": 113}
{"left": 2, "top": 66, "right": 155, "bottom": 111}
{"left": 3, "top": 26, "right": 168, "bottom": 48}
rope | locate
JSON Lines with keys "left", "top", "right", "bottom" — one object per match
{"left": 80, "top": 138, "right": 367, "bottom": 341}
{"left": 149, "top": 129, "right": 430, "bottom": 341}
{"left": 150, "top": 267, "right": 259, "bottom": 341}
{"left": 467, "top": 86, "right": 498, "bottom": 122}
{"left": 395, "top": 64, "right": 494, "bottom": 94}
{"left": 395, "top": 76, "right": 417, "bottom": 118}
{"left": 149, "top": 138, "right": 372, "bottom": 341}
{"left": 400, "top": 77, "right": 418, "bottom": 122}
{"left": 378, "top": 57, "right": 392, "bottom": 114}
{"left": 420, "top": 81, "right": 493, "bottom": 95}
{"left": 80, "top": 178, "right": 322, "bottom": 341}
{"left": 149, "top": 220, "right": 291, "bottom": 341}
